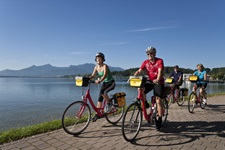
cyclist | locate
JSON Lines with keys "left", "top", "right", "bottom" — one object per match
{"left": 192, "top": 63, "right": 207, "bottom": 104}
{"left": 168, "top": 65, "right": 183, "bottom": 97}
{"left": 134, "top": 46, "right": 164, "bottom": 129}
{"left": 89, "top": 52, "right": 116, "bottom": 121}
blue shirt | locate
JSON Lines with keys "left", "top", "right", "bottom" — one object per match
{"left": 169, "top": 71, "right": 183, "bottom": 83}
{"left": 193, "top": 70, "right": 207, "bottom": 84}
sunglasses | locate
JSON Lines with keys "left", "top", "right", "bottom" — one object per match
{"left": 147, "top": 53, "right": 155, "bottom": 55}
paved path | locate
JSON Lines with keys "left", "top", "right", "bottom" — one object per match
{"left": 1, "top": 96, "right": 225, "bottom": 150}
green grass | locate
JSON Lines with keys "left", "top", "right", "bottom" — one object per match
{"left": 0, "top": 119, "right": 62, "bottom": 144}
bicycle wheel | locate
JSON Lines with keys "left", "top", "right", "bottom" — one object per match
{"left": 62, "top": 101, "right": 91, "bottom": 135}
{"left": 177, "top": 90, "right": 185, "bottom": 106}
{"left": 160, "top": 98, "right": 169, "bottom": 126}
{"left": 106, "top": 106, "right": 124, "bottom": 124}
{"left": 122, "top": 102, "right": 142, "bottom": 142}
{"left": 188, "top": 92, "right": 196, "bottom": 113}
{"left": 167, "top": 94, "right": 173, "bottom": 107}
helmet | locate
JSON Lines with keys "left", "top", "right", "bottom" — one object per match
{"left": 95, "top": 52, "right": 105, "bottom": 61}
{"left": 146, "top": 46, "right": 156, "bottom": 54}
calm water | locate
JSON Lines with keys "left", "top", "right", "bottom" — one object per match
{"left": 0, "top": 77, "right": 225, "bottom": 132}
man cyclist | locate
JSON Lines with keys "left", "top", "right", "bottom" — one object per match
{"left": 89, "top": 52, "right": 116, "bottom": 121}
{"left": 134, "top": 46, "right": 164, "bottom": 129}
{"left": 168, "top": 65, "right": 183, "bottom": 98}
{"left": 192, "top": 63, "right": 207, "bottom": 105}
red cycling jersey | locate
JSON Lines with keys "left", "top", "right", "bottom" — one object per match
{"left": 140, "top": 57, "right": 164, "bottom": 84}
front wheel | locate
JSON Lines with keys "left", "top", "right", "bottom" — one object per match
{"left": 188, "top": 92, "right": 196, "bottom": 113}
{"left": 176, "top": 90, "right": 185, "bottom": 106}
{"left": 62, "top": 101, "right": 91, "bottom": 135}
{"left": 122, "top": 102, "right": 142, "bottom": 142}
{"left": 106, "top": 106, "right": 124, "bottom": 124}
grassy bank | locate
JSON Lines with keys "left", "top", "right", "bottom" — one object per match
{"left": 1, "top": 93, "right": 225, "bottom": 145}
{"left": 0, "top": 120, "right": 62, "bottom": 144}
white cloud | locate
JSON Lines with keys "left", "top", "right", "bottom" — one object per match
{"left": 125, "top": 26, "right": 175, "bottom": 32}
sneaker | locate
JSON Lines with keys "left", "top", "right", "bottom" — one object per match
{"left": 145, "top": 101, "right": 150, "bottom": 108}
{"left": 203, "top": 99, "right": 207, "bottom": 105}
{"left": 92, "top": 114, "right": 100, "bottom": 122}
{"left": 104, "top": 103, "right": 112, "bottom": 113}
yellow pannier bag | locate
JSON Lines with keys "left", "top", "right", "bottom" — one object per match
{"left": 114, "top": 92, "right": 126, "bottom": 108}
{"left": 189, "top": 75, "right": 199, "bottom": 82}
{"left": 75, "top": 76, "right": 89, "bottom": 87}
{"left": 129, "top": 76, "right": 147, "bottom": 87}
{"left": 165, "top": 78, "right": 174, "bottom": 84}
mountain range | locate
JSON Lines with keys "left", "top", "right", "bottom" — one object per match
{"left": 0, "top": 63, "right": 124, "bottom": 77}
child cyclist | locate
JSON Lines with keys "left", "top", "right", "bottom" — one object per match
{"left": 89, "top": 52, "right": 116, "bottom": 122}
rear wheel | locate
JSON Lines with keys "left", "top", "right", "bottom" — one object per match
{"left": 106, "top": 106, "right": 124, "bottom": 124}
{"left": 188, "top": 92, "right": 196, "bottom": 113}
{"left": 62, "top": 101, "right": 91, "bottom": 135}
{"left": 122, "top": 102, "right": 142, "bottom": 142}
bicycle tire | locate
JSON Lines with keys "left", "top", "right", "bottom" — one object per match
{"left": 188, "top": 92, "right": 196, "bottom": 113}
{"left": 62, "top": 101, "right": 91, "bottom": 135}
{"left": 176, "top": 90, "right": 185, "bottom": 106}
{"left": 105, "top": 106, "right": 124, "bottom": 125}
{"left": 167, "top": 94, "right": 173, "bottom": 107}
{"left": 121, "top": 102, "right": 142, "bottom": 142}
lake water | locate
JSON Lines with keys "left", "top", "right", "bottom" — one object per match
{"left": 1, "top": 77, "right": 225, "bottom": 132}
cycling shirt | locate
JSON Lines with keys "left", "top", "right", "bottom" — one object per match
{"left": 98, "top": 66, "right": 114, "bottom": 82}
{"left": 140, "top": 57, "right": 164, "bottom": 84}
{"left": 193, "top": 70, "right": 207, "bottom": 84}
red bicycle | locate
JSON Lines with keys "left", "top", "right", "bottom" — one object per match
{"left": 121, "top": 76, "right": 169, "bottom": 142}
{"left": 62, "top": 76, "right": 125, "bottom": 135}
{"left": 188, "top": 75, "right": 207, "bottom": 113}
{"left": 165, "top": 78, "right": 188, "bottom": 107}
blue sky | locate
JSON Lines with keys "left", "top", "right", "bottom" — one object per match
{"left": 0, "top": 0, "right": 224, "bottom": 71}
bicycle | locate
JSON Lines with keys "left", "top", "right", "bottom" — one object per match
{"left": 165, "top": 78, "right": 188, "bottom": 107}
{"left": 188, "top": 75, "right": 207, "bottom": 113}
{"left": 62, "top": 76, "right": 125, "bottom": 135}
{"left": 121, "top": 76, "right": 169, "bottom": 142}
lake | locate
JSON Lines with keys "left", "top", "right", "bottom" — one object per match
{"left": 0, "top": 77, "right": 225, "bottom": 132}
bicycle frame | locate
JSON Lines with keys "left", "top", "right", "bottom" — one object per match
{"left": 136, "top": 88, "right": 156, "bottom": 122}
{"left": 81, "top": 86, "right": 107, "bottom": 117}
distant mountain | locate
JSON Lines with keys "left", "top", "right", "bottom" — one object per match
{"left": 0, "top": 63, "right": 124, "bottom": 77}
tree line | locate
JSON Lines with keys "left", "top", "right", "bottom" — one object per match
{"left": 66, "top": 66, "right": 225, "bottom": 80}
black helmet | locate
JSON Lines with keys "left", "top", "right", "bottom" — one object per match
{"left": 95, "top": 52, "right": 105, "bottom": 61}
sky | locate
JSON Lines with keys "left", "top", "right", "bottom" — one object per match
{"left": 0, "top": 0, "right": 225, "bottom": 71}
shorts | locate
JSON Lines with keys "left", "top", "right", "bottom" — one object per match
{"left": 196, "top": 82, "right": 207, "bottom": 89}
{"left": 144, "top": 81, "right": 164, "bottom": 99}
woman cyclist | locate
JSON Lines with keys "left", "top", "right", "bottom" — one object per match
{"left": 89, "top": 52, "right": 116, "bottom": 121}
{"left": 192, "top": 63, "right": 207, "bottom": 105}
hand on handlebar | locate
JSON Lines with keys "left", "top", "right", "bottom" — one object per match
{"left": 153, "top": 79, "right": 159, "bottom": 84}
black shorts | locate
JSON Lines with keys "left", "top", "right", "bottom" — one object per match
{"left": 144, "top": 81, "right": 164, "bottom": 99}
{"left": 196, "top": 82, "right": 207, "bottom": 89}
